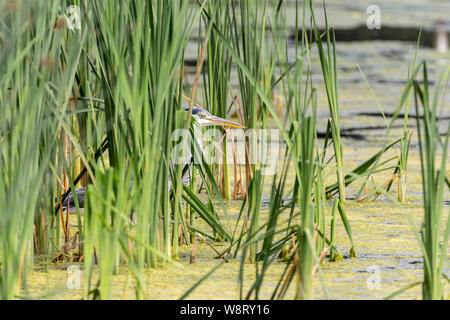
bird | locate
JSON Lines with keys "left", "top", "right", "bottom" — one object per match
{"left": 57, "top": 106, "right": 245, "bottom": 212}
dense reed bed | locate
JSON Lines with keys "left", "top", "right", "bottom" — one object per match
{"left": 0, "top": 0, "right": 448, "bottom": 300}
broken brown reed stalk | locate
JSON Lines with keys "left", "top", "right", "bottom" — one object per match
{"left": 312, "top": 248, "right": 329, "bottom": 276}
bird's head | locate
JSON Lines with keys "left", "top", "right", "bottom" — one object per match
{"left": 184, "top": 106, "right": 245, "bottom": 129}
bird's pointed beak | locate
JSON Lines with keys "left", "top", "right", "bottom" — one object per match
{"left": 204, "top": 115, "right": 246, "bottom": 129}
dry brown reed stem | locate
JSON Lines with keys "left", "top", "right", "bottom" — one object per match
{"left": 127, "top": 237, "right": 133, "bottom": 260}
{"left": 312, "top": 248, "right": 329, "bottom": 276}
{"left": 227, "top": 93, "right": 246, "bottom": 198}
{"left": 234, "top": 95, "right": 251, "bottom": 196}
{"left": 230, "top": 130, "right": 239, "bottom": 200}
{"left": 33, "top": 225, "right": 38, "bottom": 253}
{"left": 182, "top": 94, "right": 204, "bottom": 108}
{"left": 277, "top": 262, "right": 295, "bottom": 300}
{"left": 190, "top": 235, "right": 198, "bottom": 264}
{"left": 277, "top": 235, "right": 301, "bottom": 299}
{"left": 197, "top": 233, "right": 229, "bottom": 262}
{"left": 187, "top": 29, "right": 210, "bottom": 128}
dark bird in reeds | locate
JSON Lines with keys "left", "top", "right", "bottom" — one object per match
{"left": 56, "top": 106, "right": 245, "bottom": 212}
